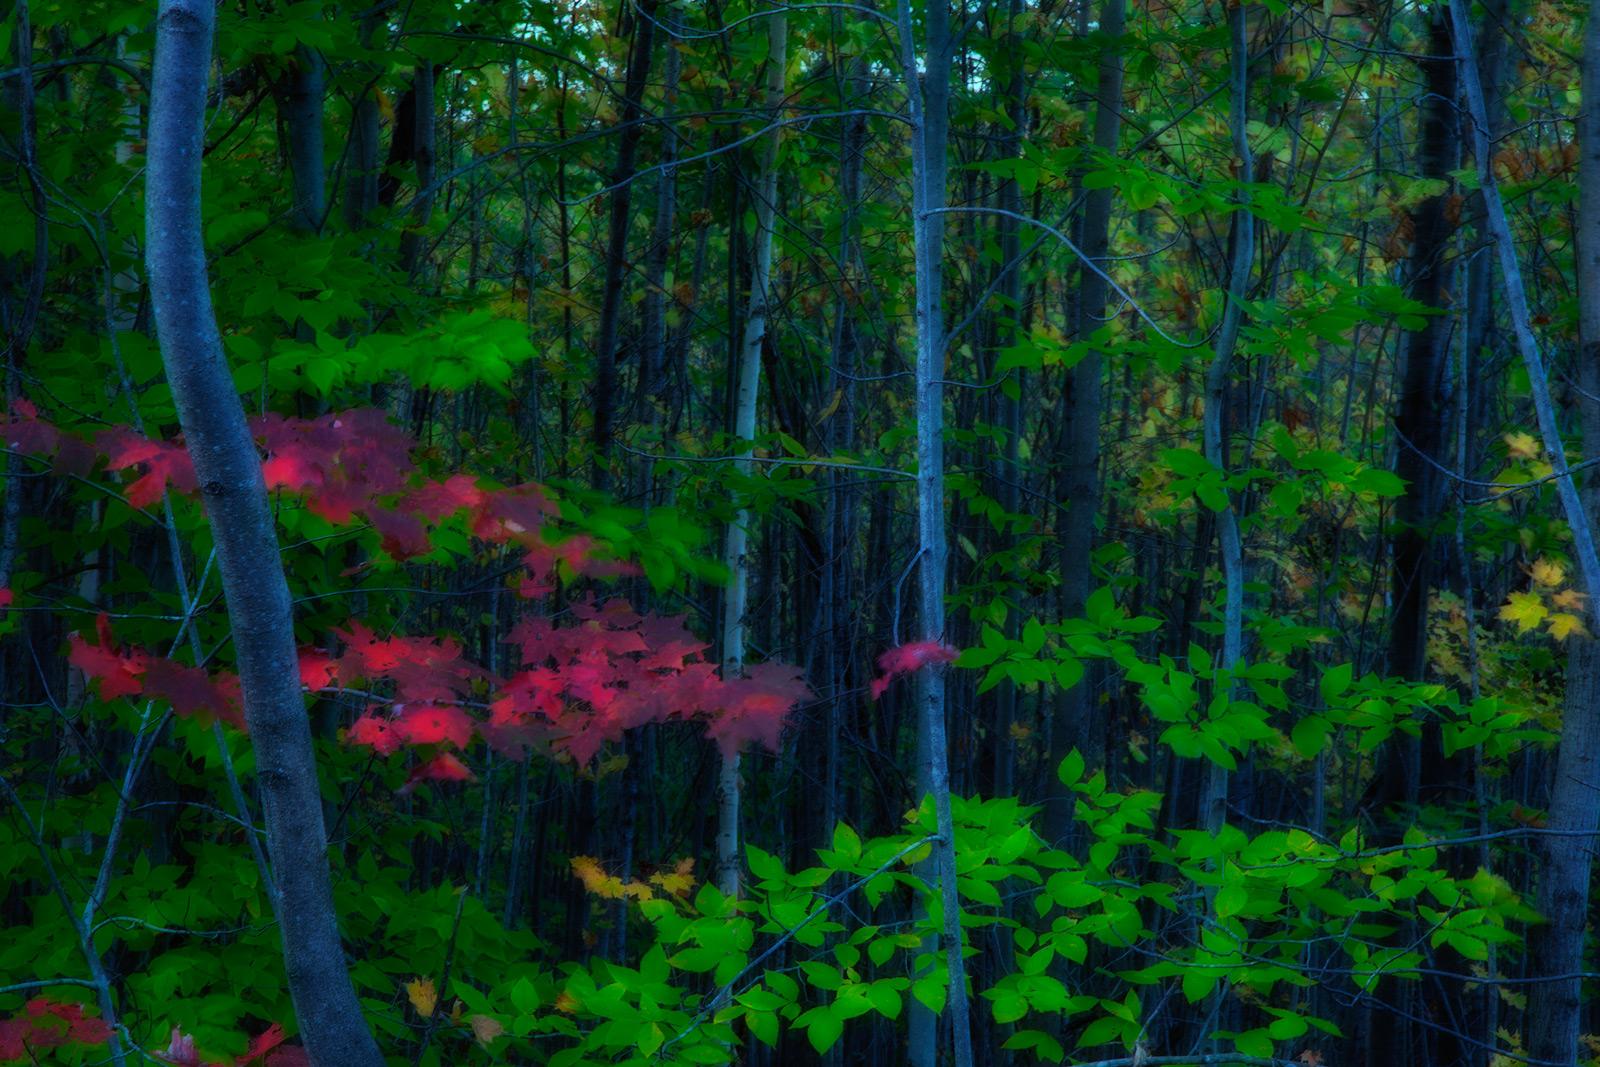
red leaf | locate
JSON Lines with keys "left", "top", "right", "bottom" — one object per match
{"left": 348, "top": 714, "right": 404, "bottom": 756}
{"left": 396, "top": 704, "right": 474, "bottom": 748}
{"left": 297, "top": 648, "right": 339, "bottom": 691}
{"left": 156, "top": 1025, "right": 200, "bottom": 1067}
{"left": 68, "top": 617, "right": 147, "bottom": 702}
{"left": 267, "top": 1046, "right": 311, "bottom": 1067}
{"left": 369, "top": 505, "right": 432, "bottom": 560}
{"left": 241, "top": 1022, "right": 285, "bottom": 1065}
{"left": 143, "top": 659, "right": 247, "bottom": 732}
{"left": 396, "top": 752, "right": 476, "bottom": 795}
{"left": 403, "top": 474, "right": 486, "bottom": 522}
{"left": 0, "top": 588, "right": 12, "bottom": 609}
{"left": 870, "top": 640, "right": 958, "bottom": 700}
{"left": 96, "top": 428, "right": 198, "bottom": 508}
{"left": 705, "top": 662, "right": 809, "bottom": 761}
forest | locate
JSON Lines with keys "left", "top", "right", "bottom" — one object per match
{"left": 0, "top": 0, "right": 1595, "bottom": 1064}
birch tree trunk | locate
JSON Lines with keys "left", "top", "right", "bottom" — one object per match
{"left": 716, "top": 2, "right": 785, "bottom": 901}
{"left": 896, "top": 0, "right": 972, "bottom": 1063}
{"left": 147, "top": 4, "right": 385, "bottom": 1064}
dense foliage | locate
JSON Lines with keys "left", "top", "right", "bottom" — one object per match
{"left": 1, "top": 0, "right": 1596, "bottom": 1064}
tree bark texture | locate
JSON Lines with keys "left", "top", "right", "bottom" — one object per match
{"left": 146, "top": 4, "right": 385, "bottom": 1064}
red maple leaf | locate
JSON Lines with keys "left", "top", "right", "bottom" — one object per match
{"left": 870, "top": 640, "right": 959, "bottom": 700}
{"left": 143, "top": 659, "right": 247, "bottom": 732}
{"left": 396, "top": 704, "right": 475, "bottom": 748}
{"left": 348, "top": 714, "right": 405, "bottom": 755}
{"left": 396, "top": 752, "right": 476, "bottom": 794}
{"left": 369, "top": 505, "right": 432, "bottom": 560}
{"left": 297, "top": 648, "right": 340, "bottom": 691}
{"left": 96, "top": 428, "right": 198, "bottom": 508}
{"left": 705, "top": 662, "right": 810, "bottom": 760}
{"left": 402, "top": 474, "right": 486, "bottom": 522}
{"left": 0, "top": 588, "right": 12, "bottom": 609}
{"left": 0, "top": 1000, "right": 114, "bottom": 1059}
{"left": 68, "top": 615, "right": 147, "bottom": 702}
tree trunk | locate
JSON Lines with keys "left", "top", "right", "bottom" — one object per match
{"left": 590, "top": 0, "right": 657, "bottom": 482}
{"left": 716, "top": 2, "right": 785, "bottom": 901}
{"left": 1525, "top": 0, "right": 1600, "bottom": 1060}
{"left": 1044, "top": 0, "right": 1125, "bottom": 848}
{"left": 147, "top": 4, "right": 385, "bottom": 1064}
{"left": 896, "top": 0, "right": 971, "bottom": 1062}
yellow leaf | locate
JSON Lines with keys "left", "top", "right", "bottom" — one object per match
{"left": 1549, "top": 613, "right": 1588, "bottom": 641}
{"left": 650, "top": 857, "right": 696, "bottom": 897}
{"left": 816, "top": 389, "right": 843, "bottom": 422}
{"left": 1554, "top": 588, "right": 1587, "bottom": 610}
{"left": 1503, "top": 431, "right": 1541, "bottom": 460}
{"left": 1530, "top": 558, "right": 1566, "bottom": 587}
{"left": 1498, "top": 591, "right": 1548, "bottom": 634}
{"left": 406, "top": 977, "right": 437, "bottom": 1018}
{"left": 1009, "top": 721, "right": 1033, "bottom": 740}
{"left": 571, "top": 855, "right": 626, "bottom": 899}
{"left": 553, "top": 991, "right": 581, "bottom": 1014}
{"left": 470, "top": 1014, "right": 504, "bottom": 1046}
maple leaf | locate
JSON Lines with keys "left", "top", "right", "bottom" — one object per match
{"left": 571, "top": 855, "right": 629, "bottom": 899}
{"left": 403, "top": 474, "right": 486, "bottom": 522}
{"left": 143, "top": 659, "right": 247, "bottom": 732}
{"left": 239, "top": 1023, "right": 286, "bottom": 1066}
{"left": 348, "top": 714, "right": 405, "bottom": 755}
{"left": 649, "top": 857, "right": 696, "bottom": 898}
{"left": 396, "top": 704, "right": 474, "bottom": 748}
{"left": 870, "top": 640, "right": 959, "bottom": 700}
{"left": 1549, "top": 612, "right": 1588, "bottom": 641}
{"left": 68, "top": 615, "right": 147, "bottom": 702}
{"left": 1498, "top": 591, "right": 1547, "bottom": 634}
{"left": 472, "top": 484, "right": 554, "bottom": 544}
{"left": 369, "top": 505, "right": 432, "bottom": 560}
{"left": 705, "top": 662, "right": 809, "bottom": 761}
{"left": 156, "top": 1025, "right": 200, "bottom": 1067}
{"left": 0, "top": 588, "right": 11, "bottom": 609}
{"left": 406, "top": 978, "right": 438, "bottom": 1018}
{"left": 96, "top": 427, "right": 198, "bottom": 508}
{"left": 1297, "top": 1050, "right": 1322, "bottom": 1066}
{"left": 470, "top": 1014, "right": 505, "bottom": 1047}
{"left": 1503, "top": 431, "right": 1541, "bottom": 460}
{"left": 297, "top": 648, "right": 340, "bottom": 691}
{"left": 396, "top": 752, "right": 477, "bottom": 794}
{"left": 1529, "top": 558, "right": 1566, "bottom": 587}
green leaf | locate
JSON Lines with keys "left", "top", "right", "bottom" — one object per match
{"left": 1291, "top": 716, "right": 1328, "bottom": 759}
{"left": 1320, "top": 663, "right": 1353, "bottom": 703}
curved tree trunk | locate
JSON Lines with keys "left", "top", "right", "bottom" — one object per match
{"left": 147, "top": 4, "right": 385, "bottom": 1065}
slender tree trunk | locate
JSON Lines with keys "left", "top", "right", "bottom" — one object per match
{"left": 590, "top": 0, "right": 657, "bottom": 482}
{"left": 340, "top": 19, "right": 381, "bottom": 231}
{"left": 396, "top": 64, "right": 434, "bottom": 280}
{"left": 1044, "top": 0, "right": 1125, "bottom": 847}
{"left": 1197, "top": 3, "right": 1252, "bottom": 1048}
{"left": 1523, "top": 0, "right": 1600, "bottom": 1060}
{"left": 147, "top": 5, "right": 384, "bottom": 1064}
{"left": 896, "top": 0, "right": 971, "bottom": 1063}
{"left": 279, "top": 44, "right": 325, "bottom": 234}
{"left": 716, "top": 4, "right": 785, "bottom": 901}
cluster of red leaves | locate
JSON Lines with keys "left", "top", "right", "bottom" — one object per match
{"left": 331, "top": 598, "right": 810, "bottom": 771}
{"left": 870, "top": 640, "right": 960, "bottom": 700}
{"left": 0, "top": 402, "right": 631, "bottom": 592}
{"left": 67, "top": 614, "right": 245, "bottom": 730}
{"left": 155, "top": 1022, "right": 307, "bottom": 1067}
{"left": 0, "top": 999, "right": 113, "bottom": 1064}
{"left": 28, "top": 401, "right": 814, "bottom": 780}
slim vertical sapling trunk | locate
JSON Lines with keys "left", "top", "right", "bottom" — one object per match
{"left": 145, "top": 3, "right": 386, "bottom": 1065}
